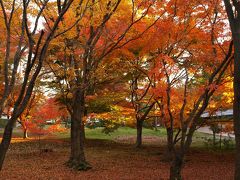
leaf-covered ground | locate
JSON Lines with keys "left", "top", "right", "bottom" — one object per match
{"left": 0, "top": 137, "right": 234, "bottom": 180}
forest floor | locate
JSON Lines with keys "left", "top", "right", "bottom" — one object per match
{"left": 0, "top": 134, "right": 234, "bottom": 180}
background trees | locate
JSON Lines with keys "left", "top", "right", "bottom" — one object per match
{"left": 0, "top": 0, "right": 238, "bottom": 179}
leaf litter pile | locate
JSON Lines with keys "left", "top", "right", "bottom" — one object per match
{"left": 1, "top": 137, "right": 234, "bottom": 179}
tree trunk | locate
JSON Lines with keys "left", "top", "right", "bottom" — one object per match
{"left": 213, "top": 132, "right": 216, "bottom": 148}
{"left": 67, "top": 89, "right": 91, "bottom": 170}
{"left": 81, "top": 122, "right": 85, "bottom": 143}
{"left": 154, "top": 117, "right": 158, "bottom": 131}
{"left": 170, "top": 153, "right": 184, "bottom": 180}
{"left": 22, "top": 121, "right": 28, "bottom": 139}
{"left": 0, "top": 117, "right": 15, "bottom": 170}
{"left": 233, "top": 32, "right": 240, "bottom": 180}
{"left": 23, "top": 128, "right": 28, "bottom": 139}
{"left": 223, "top": 2, "right": 240, "bottom": 178}
{"left": 136, "top": 119, "right": 143, "bottom": 148}
{"left": 162, "top": 127, "right": 174, "bottom": 161}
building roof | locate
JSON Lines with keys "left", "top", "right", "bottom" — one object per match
{"left": 201, "top": 109, "right": 233, "bottom": 118}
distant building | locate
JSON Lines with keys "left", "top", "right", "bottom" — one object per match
{"left": 201, "top": 109, "right": 233, "bottom": 118}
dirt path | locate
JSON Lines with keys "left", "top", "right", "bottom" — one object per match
{"left": 197, "top": 126, "right": 235, "bottom": 138}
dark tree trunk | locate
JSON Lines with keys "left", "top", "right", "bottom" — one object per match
{"left": 154, "top": 117, "right": 158, "bottom": 131}
{"left": 81, "top": 122, "right": 85, "bottom": 143}
{"left": 170, "top": 153, "right": 184, "bottom": 180}
{"left": 136, "top": 119, "right": 143, "bottom": 148}
{"left": 67, "top": 89, "right": 91, "bottom": 170}
{"left": 213, "top": 132, "right": 216, "bottom": 148}
{"left": 162, "top": 127, "right": 174, "bottom": 161}
{"left": 135, "top": 103, "right": 155, "bottom": 148}
{"left": 167, "top": 128, "right": 174, "bottom": 152}
{"left": 233, "top": 33, "right": 240, "bottom": 180}
{"left": 222, "top": 2, "right": 240, "bottom": 179}
{"left": 82, "top": 107, "right": 88, "bottom": 142}
{"left": 0, "top": 117, "right": 15, "bottom": 170}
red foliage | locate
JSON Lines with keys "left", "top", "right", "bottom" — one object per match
{"left": 28, "top": 98, "right": 68, "bottom": 135}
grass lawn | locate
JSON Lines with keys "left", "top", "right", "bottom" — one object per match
{"left": 0, "top": 126, "right": 234, "bottom": 149}
{"left": 86, "top": 127, "right": 167, "bottom": 139}
{"left": 0, "top": 126, "right": 167, "bottom": 139}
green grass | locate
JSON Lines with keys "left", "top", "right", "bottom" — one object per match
{"left": 0, "top": 126, "right": 166, "bottom": 138}
{"left": 0, "top": 126, "right": 211, "bottom": 141}
{"left": 85, "top": 127, "right": 167, "bottom": 140}
{"left": 40, "top": 126, "right": 214, "bottom": 149}
{"left": 1, "top": 126, "right": 234, "bottom": 150}
{"left": 53, "top": 127, "right": 167, "bottom": 140}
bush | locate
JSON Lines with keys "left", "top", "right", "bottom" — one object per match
{"left": 203, "top": 135, "right": 235, "bottom": 150}
{"left": 101, "top": 121, "right": 120, "bottom": 134}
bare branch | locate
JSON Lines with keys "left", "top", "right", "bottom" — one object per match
{"left": 32, "top": 0, "right": 49, "bottom": 35}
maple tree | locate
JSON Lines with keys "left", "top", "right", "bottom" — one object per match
{"left": 110, "top": 9, "right": 171, "bottom": 147}
{"left": 18, "top": 94, "right": 39, "bottom": 139}
{"left": 3, "top": 77, "right": 45, "bottom": 139}
{"left": 27, "top": 97, "right": 67, "bottom": 138}
{"left": 122, "top": 52, "right": 157, "bottom": 147}
{"left": 46, "top": 0, "right": 162, "bottom": 170}
{"left": 129, "top": 66, "right": 156, "bottom": 147}
{"left": 149, "top": 1, "right": 233, "bottom": 179}
{"left": 14, "top": 91, "right": 43, "bottom": 139}
{"left": 109, "top": 0, "right": 233, "bottom": 178}
{"left": 0, "top": 0, "right": 73, "bottom": 170}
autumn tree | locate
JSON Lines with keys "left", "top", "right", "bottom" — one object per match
{"left": 129, "top": 60, "right": 156, "bottom": 148}
{"left": 120, "top": 50, "right": 158, "bottom": 148}
{"left": 15, "top": 90, "right": 43, "bottom": 139}
{"left": 18, "top": 93, "right": 38, "bottom": 139}
{"left": 0, "top": 0, "right": 73, "bottom": 170}
{"left": 150, "top": 1, "right": 233, "bottom": 179}
{"left": 3, "top": 75, "right": 46, "bottom": 139}
{"left": 223, "top": 1, "right": 240, "bottom": 179}
{"left": 28, "top": 97, "right": 68, "bottom": 135}
{"left": 122, "top": 0, "right": 234, "bottom": 178}
{"left": 46, "top": 0, "right": 161, "bottom": 170}
{"left": 113, "top": 7, "right": 169, "bottom": 147}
